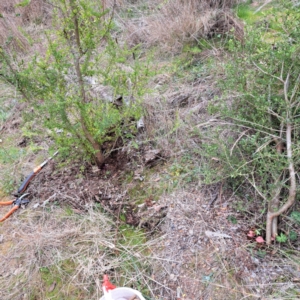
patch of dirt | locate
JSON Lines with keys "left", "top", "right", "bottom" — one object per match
{"left": 149, "top": 189, "right": 300, "bottom": 299}
{"left": 18, "top": 145, "right": 166, "bottom": 228}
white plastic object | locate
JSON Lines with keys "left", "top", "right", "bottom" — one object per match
{"left": 137, "top": 117, "right": 145, "bottom": 130}
{"left": 101, "top": 287, "right": 146, "bottom": 300}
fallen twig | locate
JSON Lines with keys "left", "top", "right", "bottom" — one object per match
{"left": 41, "top": 193, "right": 57, "bottom": 208}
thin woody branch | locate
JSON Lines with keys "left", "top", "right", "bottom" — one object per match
{"left": 266, "top": 123, "right": 296, "bottom": 244}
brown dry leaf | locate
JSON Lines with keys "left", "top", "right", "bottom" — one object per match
{"left": 48, "top": 281, "right": 57, "bottom": 292}
{"left": 145, "top": 197, "right": 154, "bottom": 207}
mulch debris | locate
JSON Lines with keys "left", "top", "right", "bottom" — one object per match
{"left": 149, "top": 189, "right": 300, "bottom": 299}
{"left": 21, "top": 148, "right": 166, "bottom": 229}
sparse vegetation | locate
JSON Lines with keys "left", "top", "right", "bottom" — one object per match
{"left": 206, "top": 0, "right": 300, "bottom": 245}
{"left": 0, "top": 1, "right": 300, "bottom": 300}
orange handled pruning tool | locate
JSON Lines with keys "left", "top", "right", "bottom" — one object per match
{"left": 0, "top": 151, "right": 58, "bottom": 222}
{"left": 0, "top": 193, "right": 30, "bottom": 222}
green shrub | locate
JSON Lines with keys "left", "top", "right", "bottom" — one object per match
{"left": 0, "top": 0, "right": 149, "bottom": 166}
{"left": 207, "top": 0, "right": 300, "bottom": 244}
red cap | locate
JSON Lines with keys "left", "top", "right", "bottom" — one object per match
{"left": 103, "top": 274, "right": 116, "bottom": 292}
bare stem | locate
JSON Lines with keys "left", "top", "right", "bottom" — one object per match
{"left": 266, "top": 123, "right": 296, "bottom": 244}
{"left": 70, "top": 0, "right": 83, "bottom": 56}
{"left": 70, "top": 2, "right": 105, "bottom": 167}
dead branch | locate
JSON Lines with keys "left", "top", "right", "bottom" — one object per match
{"left": 230, "top": 129, "right": 249, "bottom": 156}
{"left": 254, "top": 0, "right": 273, "bottom": 14}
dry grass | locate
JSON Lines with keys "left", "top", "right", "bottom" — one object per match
{"left": 0, "top": 0, "right": 50, "bottom": 51}
{"left": 1, "top": 2, "right": 298, "bottom": 300}
{"left": 0, "top": 204, "right": 159, "bottom": 299}
{"left": 140, "top": 52, "right": 220, "bottom": 162}
{"left": 121, "top": 0, "right": 243, "bottom": 52}
{"left": 106, "top": 0, "right": 238, "bottom": 10}
{"left": 149, "top": 189, "right": 300, "bottom": 300}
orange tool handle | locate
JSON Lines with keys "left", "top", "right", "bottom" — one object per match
{"left": 0, "top": 200, "right": 14, "bottom": 206}
{"left": 0, "top": 205, "right": 19, "bottom": 222}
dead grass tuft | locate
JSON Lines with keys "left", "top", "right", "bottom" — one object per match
{"left": 199, "top": 0, "right": 238, "bottom": 9}
{"left": 22, "top": 0, "right": 47, "bottom": 25}
{"left": 0, "top": 205, "right": 157, "bottom": 299}
{"left": 210, "top": 10, "right": 244, "bottom": 40}
{"left": 0, "top": 0, "right": 51, "bottom": 51}
{"left": 123, "top": 0, "right": 243, "bottom": 52}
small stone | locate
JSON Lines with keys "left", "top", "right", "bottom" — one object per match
{"left": 144, "top": 149, "right": 161, "bottom": 163}
{"left": 137, "top": 116, "right": 145, "bottom": 129}
{"left": 170, "top": 274, "right": 176, "bottom": 281}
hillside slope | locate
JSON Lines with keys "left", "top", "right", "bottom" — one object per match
{"left": 0, "top": 1, "right": 299, "bottom": 299}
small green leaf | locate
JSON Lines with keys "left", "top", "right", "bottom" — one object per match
{"left": 227, "top": 215, "right": 237, "bottom": 224}
{"left": 256, "top": 250, "right": 266, "bottom": 258}
{"left": 255, "top": 229, "right": 261, "bottom": 236}
{"left": 15, "top": 0, "right": 31, "bottom": 8}
{"left": 276, "top": 233, "right": 287, "bottom": 243}
{"left": 131, "top": 141, "right": 139, "bottom": 150}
